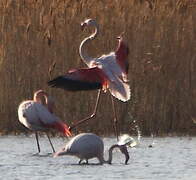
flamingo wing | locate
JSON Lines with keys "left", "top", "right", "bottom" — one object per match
{"left": 48, "top": 67, "right": 107, "bottom": 91}
{"left": 18, "top": 101, "right": 71, "bottom": 136}
{"left": 18, "top": 101, "right": 56, "bottom": 130}
{"left": 94, "top": 53, "right": 131, "bottom": 102}
{"left": 115, "top": 38, "right": 129, "bottom": 75}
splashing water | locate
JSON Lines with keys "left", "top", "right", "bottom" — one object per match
{"left": 118, "top": 134, "right": 137, "bottom": 147}
{"left": 127, "top": 112, "right": 142, "bottom": 144}
{"left": 148, "top": 133, "right": 156, "bottom": 147}
{"left": 117, "top": 113, "right": 142, "bottom": 148}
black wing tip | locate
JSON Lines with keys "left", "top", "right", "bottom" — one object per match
{"left": 48, "top": 76, "right": 64, "bottom": 88}
{"left": 48, "top": 76, "right": 102, "bottom": 91}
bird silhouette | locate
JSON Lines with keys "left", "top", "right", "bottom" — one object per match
{"left": 48, "top": 19, "right": 130, "bottom": 140}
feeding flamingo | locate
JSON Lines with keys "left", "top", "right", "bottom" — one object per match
{"left": 54, "top": 133, "right": 130, "bottom": 165}
{"left": 18, "top": 90, "right": 72, "bottom": 153}
{"left": 48, "top": 19, "right": 130, "bottom": 140}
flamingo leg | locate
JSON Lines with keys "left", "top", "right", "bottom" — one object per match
{"left": 111, "top": 95, "right": 119, "bottom": 141}
{"left": 46, "top": 133, "right": 55, "bottom": 153}
{"left": 69, "top": 89, "right": 101, "bottom": 131}
{"left": 35, "top": 132, "right": 41, "bottom": 153}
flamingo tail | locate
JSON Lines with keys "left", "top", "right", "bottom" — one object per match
{"left": 51, "top": 121, "right": 72, "bottom": 137}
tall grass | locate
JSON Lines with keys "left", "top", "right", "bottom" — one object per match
{"left": 0, "top": 0, "right": 195, "bottom": 135}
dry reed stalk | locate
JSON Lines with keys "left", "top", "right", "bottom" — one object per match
{"left": 0, "top": 0, "right": 195, "bottom": 135}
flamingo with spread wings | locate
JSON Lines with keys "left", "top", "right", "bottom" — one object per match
{"left": 18, "top": 90, "right": 71, "bottom": 153}
{"left": 48, "top": 19, "right": 130, "bottom": 139}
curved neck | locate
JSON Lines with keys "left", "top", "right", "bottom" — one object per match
{"left": 105, "top": 144, "right": 129, "bottom": 164}
{"left": 107, "top": 144, "right": 119, "bottom": 164}
{"left": 79, "top": 23, "right": 99, "bottom": 66}
{"left": 33, "top": 90, "right": 48, "bottom": 106}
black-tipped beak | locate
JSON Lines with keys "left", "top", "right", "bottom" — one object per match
{"left": 116, "top": 35, "right": 123, "bottom": 41}
{"left": 81, "top": 22, "right": 86, "bottom": 31}
{"left": 116, "top": 36, "right": 121, "bottom": 40}
{"left": 117, "top": 31, "right": 125, "bottom": 40}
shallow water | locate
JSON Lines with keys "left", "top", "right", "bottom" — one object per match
{"left": 0, "top": 135, "right": 195, "bottom": 180}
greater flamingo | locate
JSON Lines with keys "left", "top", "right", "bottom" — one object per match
{"left": 48, "top": 19, "right": 130, "bottom": 140}
{"left": 18, "top": 90, "right": 72, "bottom": 153}
{"left": 54, "top": 133, "right": 130, "bottom": 165}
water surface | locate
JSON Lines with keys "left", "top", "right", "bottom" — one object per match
{"left": 0, "top": 135, "right": 195, "bottom": 180}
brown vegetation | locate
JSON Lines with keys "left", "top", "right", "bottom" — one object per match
{"left": 0, "top": 0, "right": 195, "bottom": 136}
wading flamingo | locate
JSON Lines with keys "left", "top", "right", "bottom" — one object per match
{"left": 18, "top": 90, "right": 72, "bottom": 153}
{"left": 54, "top": 133, "right": 130, "bottom": 165}
{"left": 48, "top": 19, "right": 130, "bottom": 140}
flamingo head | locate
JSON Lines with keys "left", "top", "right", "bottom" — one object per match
{"left": 81, "top": 19, "right": 97, "bottom": 31}
{"left": 53, "top": 147, "right": 67, "bottom": 157}
{"left": 116, "top": 31, "right": 125, "bottom": 41}
{"left": 116, "top": 36, "right": 122, "bottom": 41}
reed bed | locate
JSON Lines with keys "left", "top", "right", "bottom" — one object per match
{"left": 0, "top": 0, "right": 195, "bottom": 136}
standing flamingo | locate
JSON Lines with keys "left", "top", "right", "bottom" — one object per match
{"left": 54, "top": 133, "right": 130, "bottom": 165}
{"left": 18, "top": 90, "right": 72, "bottom": 153}
{"left": 48, "top": 19, "right": 130, "bottom": 140}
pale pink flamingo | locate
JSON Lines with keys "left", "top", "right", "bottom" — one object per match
{"left": 48, "top": 19, "right": 130, "bottom": 140}
{"left": 54, "top": 133, "right": 130, "bottom": 165}
{"left": 18, "top": 90, "right": 72, "bottom": 153}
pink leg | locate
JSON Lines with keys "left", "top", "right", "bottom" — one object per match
{"left": 69, "top": 90, "right": 101, "bottom": 131}
{"left": 111, "top": 95, "right": 119, "bottom": 141}
{"left": 35, "top": 132, "right": 40, "bottom": 153}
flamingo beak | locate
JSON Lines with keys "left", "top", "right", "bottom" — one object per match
{"left": 81, "top": 22, "right": 87, "bottom": 31}
{"left": 116, "top": 36, "right": 122, "bottom": 41}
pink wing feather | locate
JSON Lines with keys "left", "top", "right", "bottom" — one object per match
{"left": 115, "top": 37, "right": 129, "bottom": 75}
{"left": 48, "top": 67, "right": 108, "bottom": 91}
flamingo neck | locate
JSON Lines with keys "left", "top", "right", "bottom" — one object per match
{"left": 79, "top": 23, "right": 99, "bottom": 66}
{"left": 104, "top": 144, "right": 129, "bottom": 164}
{"left": 33, "top": 90, "right": 54, "bottom": 113}
{"left": 33, "top": 90, "right": 48, "bottom": 107}
{"left": 106, "top": 144, "right": 119, "bottom": 164}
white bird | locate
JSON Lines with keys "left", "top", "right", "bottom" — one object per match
{"left": 48, "top": 19, "right": 130, "bottom": 139}
{"left": 54, "top": 133, "right": 130, "bottom": 165}
{"left": 18, "top": 90, "right": 72, "bottom": 153}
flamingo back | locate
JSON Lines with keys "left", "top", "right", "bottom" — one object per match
{"left": 18, "top": 101, "right": 60, "bottom": 131}
{"left": 63, "top": 133, "right": 104, "bottom": 160}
